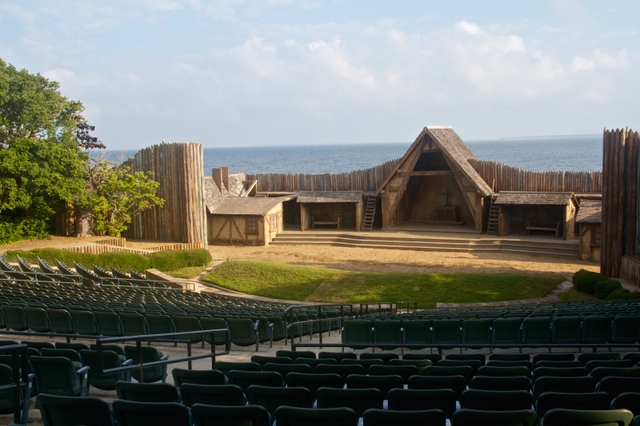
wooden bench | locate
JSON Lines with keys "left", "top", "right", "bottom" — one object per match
{"left": 312, "top": 217, "right": 342, "bottom": 229}
{"left": 525, "top": 222, "right": 560, "bottom": 237}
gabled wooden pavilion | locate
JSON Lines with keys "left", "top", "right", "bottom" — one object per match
{"left": 375, "top": 126, "right": 493, "bottom": 232}
{"left": 493, "top": 191, "right": 578, "bottom": 239}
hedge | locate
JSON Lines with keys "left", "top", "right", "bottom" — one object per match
{"left": 594, "top": 279, "right": 622, "bottom": 299}
{"left": 4, "top": 248, "right": 212, "bottom": 273}
{"left": 573, "top": 269, "right": 607, "bottom": 295}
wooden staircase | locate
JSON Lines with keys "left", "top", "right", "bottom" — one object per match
{"left": 363, "top": 196, "right": 376, "bottom": 231}
{"left": 487, "top": 194, "right": 499, "bottom": 235}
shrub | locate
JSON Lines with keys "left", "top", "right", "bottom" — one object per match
{"left": 573, "top": 269, "right": 607, "bottom": 295}
{"left": 5, "top": 247, "right": 211, "bottom": 273}
{"left": 607, "top": 288, "right": 631, "bottom": 300}
{"left": 0, "top": 218, "right": 49, "bottom": 245}
{"left": 628, "top": 291, "right": 640, "bottom": 299}
{"left": 595, "top": 279, "right": 623, "bottom": 299}
{"left": 148, "top": 249, "right": 212, "bottom": 272}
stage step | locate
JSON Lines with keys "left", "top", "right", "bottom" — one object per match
{"left": 271, "top": 232, "right": 579, "bottom": 258}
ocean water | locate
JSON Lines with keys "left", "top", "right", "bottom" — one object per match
{"left": 103, "top": 134, "right": 602, "bottom": 175}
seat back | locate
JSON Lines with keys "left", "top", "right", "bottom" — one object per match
{"left": 94, "top": 311, "right": 124, "bottom": 336}
{"left": 342, "top": 320, "right": 372, "bottom": 348}
{"left": 315, "top": 364, "right": 364, "bottom": 382}
{"left": 533, "top": 376, "right": 597, "bottom": 400}
{"left": 40, "top": 348, "right": 82, "bottom": 363}
{"left": 200, "top": 317, "right": 228, "bottom": 345}
{"left": 36, "top": 394, "right": 113, "bottom": 426}
{"left": 368, "top": 364, "right": 418, "bottom": 383}
{"left": 462, "top": 319, "right": 491, "bottom": 344}
{"left": 422, "top": 365, "right": 474, "bottom": 384}
{"left": 80, "top": 350, "right": 130, "bottom": 391}
{"left": 344, "top": 374, "right": 403, "bottom": 397}
{"left": 596, "top": 377, "right": 640, "bottom": 398}
{"left": 24, "top": 307, "right": 51, "bottom": 332}
{"left": 115, "top": 381, "right": 178, "bottom": 402}
{"left": 521, "top": 317, "right": 551, "bottom": 344}
{"left": 70, "top": 310, "right": 98, "bottom": 335}
{"left": 452, "top": 408, "right": 537, "bottom": 426}
{"left": 119, "top": 313, "right": 149, "bottom": 336}
{"left": 112, "top": 400, "right": 190, "bottom": 426}
{"left": 492, "top": 317, "right": 524, "bottom": 344}
{"left": 550, "top": 316, "right": 581, "bottom": 344}
{"left": 470, "top": 375, "right": 531, "bottom": 391}
{"left": 172, "top": 368, "right": 227, "bottom": 386}
{"left": 246, "top": 385, "right": 313, "bottom": 417}
{"left": 275, "top": 406, "right": 358, "bottom": 426}
{"left": 180, "top": 383, "right": 244, "bottom": 407}
{"left": 226, "top": 370, "right": 283, "bottom": 392}
{"left": 284, "top": 372, "right": 343, "bottom": 400}
{"left": 612, "top": 392, "right": 640, "bottom": 417}
{"left": 611, "top": 316, "right": 640, "bottom": 344}
{"left": 535, "top": 392, "right": 612, "bottom": 418}
{"left": 226, "top": 318, "right": 258, "bottom": 347}
{"left": 30, "top": 355, "right": 86, "bottom": 396}
{"left": 407, "top": 374, "right": 467, "bottom": 398}
{"left": 460, "top": 389, "right": 532, "bottom": 411}
{"left": 124, "top": 346, "right": 167, "bottom": 383}
{"left": 388, "top": 388, "right": 456, "bottom": 418}
{"left": 46, "top": 309, "right": 75, "bottom": 333}
{"left": 402, "top": 320, "right": 431, "bottom": 348}
{"left": 1, "top": 306, "right": 29, "bottom": 331}
{"left": 213, "top": 361, "right": 261, "bottom": 376}
{"left": 363, "top": 408, "right": 446, "bottom": 426}
{"left": 540, "top": 408, "right": 633, "bottom": 426}
{"left": 316, "top": 387, "right": 384, "bottom": 417}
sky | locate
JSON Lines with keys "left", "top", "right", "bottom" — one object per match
{"left": 1, "top": 1, "right": 638, "bottom": 150}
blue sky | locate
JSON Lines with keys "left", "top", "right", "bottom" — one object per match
{"left": 1, "top": 1, "right": 638, "bottom": 149}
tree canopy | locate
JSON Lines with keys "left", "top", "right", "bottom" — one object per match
{"left": 0, "top": 58, "right": 91, "bottom": 243}
{"left": 86, "top": 160, "right": 165, "bottom": 237}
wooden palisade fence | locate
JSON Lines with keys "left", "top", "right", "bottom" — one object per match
{"left": 246, "top": 159, "right": 401, "bottom": 192}
{"left": 246, "top": 158, "right": 602, "bottom": 194}
{"left": 469, "top": 159, "right": 602, "bottom": 193}
{"left": 123, "top": 142, "right": 208, "bottom": 247}
{"left": 601, "top": 128, "right": 640, "bottom": 280}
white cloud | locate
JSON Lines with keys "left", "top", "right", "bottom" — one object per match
{"left": 572, "top": 49, "right": 630, "bottom": 72}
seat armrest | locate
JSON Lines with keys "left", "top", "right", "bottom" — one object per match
{"left": 76, "top": 366, "right": 90, "bottom": 375}
{"left": 160, "top": 355, "right": 169, "bottom": 361}
{"left": 122, "top": 359, "right": 134, "bottom": 366}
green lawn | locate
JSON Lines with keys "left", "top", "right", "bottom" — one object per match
{"left": 202, "top": 260, "right": 563, "bottom": 308}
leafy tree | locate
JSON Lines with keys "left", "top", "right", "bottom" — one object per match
{"left": 86, "top": 160, "right": 165, "bottom": 237}
{"left": 0, "top": 58, "right": 91, "bottom": 243}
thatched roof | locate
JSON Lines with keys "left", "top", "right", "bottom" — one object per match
{"left": 375, "top": 126, "right": 492, "bottom": 197}
{"left": 426, "top": 127, "right": 492, "bottom": 197}
{"left": 576, "top": 199, "right": 602, "bottom": 223}
{"left": 297, "top": 191, "right": 363, "bottom": 203}
{"left": 210, "top": 197, "right": 283, "bottom": 216}
{"left": 494, "top": 191, "right": 576, "bottom": 206}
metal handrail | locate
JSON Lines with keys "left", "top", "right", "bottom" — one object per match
{"left": 95, "top": 328, "right": 231, "bottom": 382}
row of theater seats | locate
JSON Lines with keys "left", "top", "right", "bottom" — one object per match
{"left": 25, "top": 347, "right": 640, "bottom": 426}
{"left": 341, "top": 314, "right": 640, "bottom": 348}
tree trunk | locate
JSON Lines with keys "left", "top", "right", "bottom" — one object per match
{"left": 75, "top": 207, "right": 94, "bottom": 237}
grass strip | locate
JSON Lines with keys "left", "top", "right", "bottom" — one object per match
{"left": 202, "top": 260, "right": 563, "bottom": 308}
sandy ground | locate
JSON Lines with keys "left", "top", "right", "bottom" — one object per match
{"left": 208, "top": 244, "right": 599, "bottom": 280}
